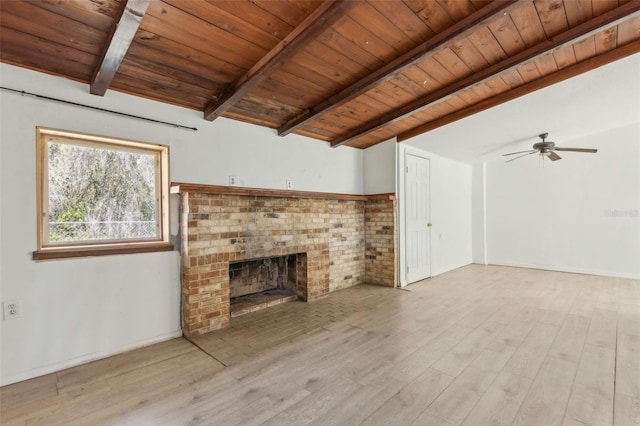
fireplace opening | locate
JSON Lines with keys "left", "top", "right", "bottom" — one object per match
{"left": 229, "top": 254, "right": 299, "bottom": 317}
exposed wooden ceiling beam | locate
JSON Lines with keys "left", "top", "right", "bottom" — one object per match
{"left": 330, "top": 2, "right": 640, "bottom": 148}
{"left": 397, "top": 41, "right": 640, "bottom": 142}
{"left": 90, "top": 0, "right": 150, "bottom": 96}
{"left": 278, "top": 0, "right": 523, "bottom": 137}
{"left": 203, "top": 0, "right": 351, "bottom": 122}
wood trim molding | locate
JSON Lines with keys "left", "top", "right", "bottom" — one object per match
{"left": 90, "top": 0, "right": 151, "bottom": 96}
{"left": 277, "top": 0, "right": 523, "bottom": 137}
{"left": 366, "top": 193, "right": 396, "bottom": 201}
{"left": 171, "top": 182, "right": 394, "bottom": 202}
{"left": 33, "top": 242, "right": 174, "bottom": 261}
{"left": 203, "top": 0, "right": 351, "bottom": 121}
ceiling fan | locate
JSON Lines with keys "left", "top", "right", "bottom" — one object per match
{"left": 502, "top": 133, "right": 598, "bottom": 162}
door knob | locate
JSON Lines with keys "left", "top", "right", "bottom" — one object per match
{"left": 427, "top": 223, "right": 432, "bottom": 227}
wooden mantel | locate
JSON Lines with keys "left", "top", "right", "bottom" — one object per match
{"left": 171, "top": 182, "right": 395, "bottom": 202}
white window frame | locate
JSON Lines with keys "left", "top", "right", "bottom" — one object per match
{"left": 34, "top": 127, "right": 172, "bottom": 260}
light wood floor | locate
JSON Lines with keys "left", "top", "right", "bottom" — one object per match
{"left": 2, "top": 265, "right": 639, "bottom": 426}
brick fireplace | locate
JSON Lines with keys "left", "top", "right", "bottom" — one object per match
{"left": 174, "top": 183, "right": 396, "bottom": 337}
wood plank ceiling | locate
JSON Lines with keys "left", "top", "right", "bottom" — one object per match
{"left": 1, "top": 0, "right": 639, "bottom": 149}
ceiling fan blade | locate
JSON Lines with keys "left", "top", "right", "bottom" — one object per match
{"left": 546, "top": 151, "right": 561, "bottom": 161}
{"left": 502, "top": 150, "right": 536, "bottom": 156}
{"left": 506, "top": 151, "right": 537, "bottom": 162}
{"left": 554, "top": 147, "right": 598, "bottom": 153}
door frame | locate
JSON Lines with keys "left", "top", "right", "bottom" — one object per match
{"left": 397, "top": 144, "right": 432, "bottom": 287}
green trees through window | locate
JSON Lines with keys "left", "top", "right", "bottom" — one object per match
{"left": 47, "top": 142, "right": 158, "bottom": 242}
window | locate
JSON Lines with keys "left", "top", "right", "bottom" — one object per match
{"left": 34, "top": 127, "right": 172, "bottom": 260}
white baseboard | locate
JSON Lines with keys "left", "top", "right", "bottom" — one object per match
{"left": 483, "top": 261, "right": 640, "bottom": 280}
{"left": 1, "top": 329, "right": 183, "bottom": 387}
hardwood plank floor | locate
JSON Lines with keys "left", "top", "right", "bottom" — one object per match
{"left": 1, "top": 265, "right": 639, "bottom": 426}
{"left": 565, "top": 344, "right": 615, "bottom": 426}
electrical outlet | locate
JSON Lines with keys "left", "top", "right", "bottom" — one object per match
{"left": 3, "top": 300, "right": 21, "bottom": 320}
{"left": 229, "top": 175, "right": 237, "bottom": 186}
{"left": 286, "top": 180, "right": 293, "bottom": 190}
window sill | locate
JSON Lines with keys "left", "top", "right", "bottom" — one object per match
{"left": 33, "top": 242, "right": 174, "bottom": 261}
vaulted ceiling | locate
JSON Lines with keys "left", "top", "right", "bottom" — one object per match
{"left": 1, "top": 0, "right": 639, "bottom": 149}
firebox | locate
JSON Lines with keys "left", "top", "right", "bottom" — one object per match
{"left": 229, "top": 254, "right": 300, "bottom": 316}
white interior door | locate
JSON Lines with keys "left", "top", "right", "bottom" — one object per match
{"left": 405, "top": 153, "right": 431, "bottom": 284}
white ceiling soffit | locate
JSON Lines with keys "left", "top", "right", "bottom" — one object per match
{"left": 402, "top": 53, "right": 640, "bottom": 164}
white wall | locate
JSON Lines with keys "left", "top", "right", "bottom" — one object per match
{"left": 472, "top": 163, "right": 487, "bottom": 265}
{"left": 397, "top": 145, "right": 473, "bottom": 285}
{"left": 0, "top": 63, "right": 363, "bottom": 385}
{"left": 363, "top": 138, "right": 396, "bottom": 194}
{"left": 429, "top": 151, "right": 473, "bottom": 276}
{"left": 483, "top": 123, "right": 640, "bottom": 279}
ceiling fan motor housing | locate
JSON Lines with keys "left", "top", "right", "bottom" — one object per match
{"left": 533, "top": 141, "right": 555, "bottom": 152}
